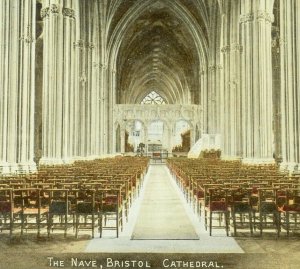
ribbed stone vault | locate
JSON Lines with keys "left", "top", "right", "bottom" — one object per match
{"left": 109, "top": 0, "right": 210, "bottom": 105}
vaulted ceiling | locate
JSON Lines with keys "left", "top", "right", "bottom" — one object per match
{"left": 105, "top": 0, "right": 219, "bottom": 105}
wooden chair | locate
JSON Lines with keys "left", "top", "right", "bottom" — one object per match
{"left": 47, "top": 189, "right": 72, "bottom": 238}
{"left": 98, "top": 188, "right": 122, "bottom": 238}
{"left": 75, "top": 190, "right": 99, "bottom": 238}
{"left": 204, "top": 187, "right": 229, "bottom": 236}
{"left": 253, "top": 188, "right": 280, "bottom": 236}
{"left": 230, "top": 188, "right": 253, "bottom": 236}
{"left": 17, "top": 188, "right": 49, "bottom": 236}
{"left": 0, "top": 189, "right": 21, "bottom": 236}
{"left": 278, "top": 188, "right": 300, "bottom": 236}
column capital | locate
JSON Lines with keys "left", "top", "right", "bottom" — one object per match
{"left": 100, "top": 63, "right": 107, "bottom": 70}
{"left": 62, "top": 8, "right": 75, "bottom": 19}
{"left": 278, "top": 38, "right": 286, "bottom": 46}
{"left": 208, "top": 65, "right": 217, "bottom": 72}
{"left": 41, "top": 7, "right": 50, "bottom": 19}
{"left": 50, "top": 4, "right": 60, "bottom": 15}
{"left": 256, "top": 10, "right": 274, "bottom": 24}
{"left": 208, "top": 65, "right": 222, "bottom": 71}
{"left": 41, "top": 4, "right": 61, "bottom": 19}
{"left": 221, "top": 45, "right": 230, "bottom": 53}
{"left": 240, "top": 13, "right": 254, "bottom": 24}
{"left": 230, "top": 43, "right": 243, "bottom": 52}
{"left": 240, "top": 11, "right": 274, "bottom": 24}
{"left": 93, "top": 62, "right": 100, "bottom": 68}
{"left": 73, "top": 40, "right": 95, "bottom": 49}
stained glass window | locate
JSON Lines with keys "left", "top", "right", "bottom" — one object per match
{"left": 141, "top": 91, "right": 166, "bottom": 104}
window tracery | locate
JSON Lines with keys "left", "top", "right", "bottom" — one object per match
{"left": 141, "top": 91, "right": 166, "bottom": 104}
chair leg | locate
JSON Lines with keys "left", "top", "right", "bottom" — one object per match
{"left": 286, "top": 212, "right": 290, "bottom": 237}
{"left": 47, "top": 214, "right": 51, "bottom": 238}
{"left": 249, "top": 212, "right": 253, "bottom": 236}
{"left": 275, "top": 212, "right": 280, "bottom": 238}
{"left": 10, "top": 213, "right": 13, "bottom": 237}
{"left": 225, "top": 212, "right": 229, "bottom": 236}
{"left": 233, "top": 212, "right": 237, "bottom": 236}
{"left": 209, "top": 211, "right": 212, "bottom": 236}
{"left": 204, "top": 210, "right": 207, "bottom": 231}
{"left": 116, "top": 212, "right": 119, "bottom": 238}
{"left": 64, "top": 214, "right": 67, "bottom": 238}
{"left": 99, "top": 214, "right": 102, "bottom": 238}
{"left": 259, "top": 213, "right": 263, "bottom": 236}
{"left": 92, "top": 213, "right": 95, "bottom": 238}
{"left": 75, "top": 214, "right": 78, "bottom": 238}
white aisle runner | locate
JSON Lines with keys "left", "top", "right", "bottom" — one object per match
{"left": 131, "top": 165, "right": 199, "bottom": 240}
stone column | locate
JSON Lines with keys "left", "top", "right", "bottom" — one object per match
{"left": 220, "top": 0, "right": 242, "bottom": 159}
{"left": 120, "top": 126, "right": 126, "bottom": 154}
{"left": 107, "top": 68, "right": 117, "bottom": 154}
{"left": 0, "top": 0, "right": 37, "bottom": 174}
{"left": 280, "top": 0, "right": 300, "bottom": 170}
{"left": 18, "top": 0, "right": 37, "bottom": 173}
{"left": 200, "top": 69, "right": 208, "bottom": 133}
{"left": 230, "top": 1, "right": 242, "bottom": 159}
{"left": 240, "top": 0, "right": 275, "bottom": 163}
{"left": 91, "top": 0, "right": 101, "bottom": 157}
{"left": 99, "top": 63, "right": 108, "bottom": 156}
{"left": 0, "top": 0, "right": 10, "bottom": 174}
{"left": 207, "top": 65, "right": 217, "bottom": 134}
{"left": 220, "top": 43, "right": 230, "bottom": 156}
{"left": 190, "top": 127, "right": 195, "bottom": 149}
{"left": 40, "top": 0, "right": 76, "bottom": 165}
{"left": 218, "top": 11, "right": 226, "bottom": 156}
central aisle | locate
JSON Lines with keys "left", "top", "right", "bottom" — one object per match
{"left": 131, "top": 165, "right": 198, "bottom": 240}
{"left": 85, "top": 164, "right": 244, "bottom": 253}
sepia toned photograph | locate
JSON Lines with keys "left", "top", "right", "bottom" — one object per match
{"left": 0, "top": 0, "right": 299, "bottom": 268}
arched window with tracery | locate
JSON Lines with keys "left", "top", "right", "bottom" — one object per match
{"left": 141, "top": 91, "right": 166, "bottom": 104}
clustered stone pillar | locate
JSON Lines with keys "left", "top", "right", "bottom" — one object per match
{"left": 200, "top": 69, "right": 208, "bottom": 133}
{"left": 219, "top": 1, "right": 242, "bottom": 159}
{"left": 240, "top": 0, "right": 275, "bottom": 163}
{"left": 0, "top": 0, "right": 36, "bottom": 174}
{"left": 280, "top": 0, "right": 300, "bottom": 170}
{"left": 40, "top": 0, "right": 76, "bottom": 165}
{"left": 207, "top": 65, "right": 218, "bottom": 134}
{"left": 98, "top": 0, "right": 108, "bottom": 156}
{"left": 74, "top": 39, "right": 94, "bottom": 159}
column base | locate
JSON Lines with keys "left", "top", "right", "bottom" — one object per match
{"left": 99, "top": 154, "right": 117, "bottom": 158}
{"left": 18, "top": 162, "right": 37, "bottom": 174}
{"left": 0, "top": 162, "right": 36, "bottom": 175}
{"left": 72, "top": 155, "right": 102, "bottom": 162}
{"left": 279, "top": 162, "right": 299, "bottom": 172}
{"left": 0, "top": 162, "right": 11, "bottom": 175}
{"left": 39, "top": 157, "right": 66, "bottom": 166}
{"left": 242, "top": 158, "right": 275, "bottom": 165}
{"left": 221, "top": 155, "right": 242, "bottom": 161}
{"left": 61, "top": 158, "right": 75, "bottom": 164}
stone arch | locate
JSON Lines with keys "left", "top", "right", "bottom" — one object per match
{"left": 107, "top": 0, "right": 210, "bottom": 106}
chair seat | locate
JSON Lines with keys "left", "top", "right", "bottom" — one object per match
{"left": 77, "top": 202, "right": 94, "bottom": 214}
{"left": 196, "top": 190, "right": 204, "bottom": 199}
{"left": 23, "top": 208, "right": 48, "bottom": 214}
{"left": 282, "top": 204, "right": 300, "bottom": 212}
{"left": 0, "top": 201, "right": 11, "bottom": 213}
{"left": 209, "top": 201, "right": 227, "bottom": 211}
{"left": 260, "top": 202, "right": 277, "bottom": 213}
{"left": 233, "top": 202, "right": 252, "bottom": 213}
